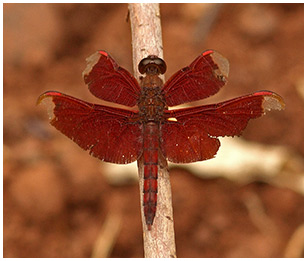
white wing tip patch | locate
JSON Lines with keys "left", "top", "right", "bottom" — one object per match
{"left": 82, "top": 51, "right": 101, "bottom": 79}
{"left": 211, "top": 51, "right": 230, "bottom": 78}
{"left": 37, "top": 95, "right": 55, "bottom": 120}
{"left": 263, "top": 93, "right": 285, "bottom": 112}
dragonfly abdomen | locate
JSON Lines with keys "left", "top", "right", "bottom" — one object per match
{"left": 143, "top": 122, "right": 159, "bottom": 230}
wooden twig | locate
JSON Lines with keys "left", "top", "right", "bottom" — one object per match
{"left": 128, "top": 3, "right": 177, "bottom": 258}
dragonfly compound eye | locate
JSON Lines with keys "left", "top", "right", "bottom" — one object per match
{"left": 138, "top": 55, "right": 167, "bottom": 75}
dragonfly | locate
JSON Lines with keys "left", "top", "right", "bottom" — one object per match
{"left": 37, "top": 50, "right": 285, "bottom": 230}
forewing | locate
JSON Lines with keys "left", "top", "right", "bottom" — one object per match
{"left": 83, "top": 51, "right": 141, "bottom": 107}
{"left": 37, "top": 91, "right": 142, "bottom": 164}
{"left": 162, "top": 91, "right": 285, "bottom": 163}
{"left": 162, "top": 50, "right": 229, "bottom": 107}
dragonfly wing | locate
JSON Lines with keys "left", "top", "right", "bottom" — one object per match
{"left": 161, "top": 120, "right": 220, "bottom": 163}
{"left": 38, "top": 91, "right": 142, "bottom": 164}
{"left": 162, "top": 50, "right": 229, "bottom": 106}
{"left": 161, "top": 91, "right": 285, "bottom": 163}
{"left": 83, "top": 51, "right": 140, "bottom": 107}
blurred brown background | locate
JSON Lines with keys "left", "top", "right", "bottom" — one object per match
{"left": 3, "top": 3, "right": 303, "bottom": 258}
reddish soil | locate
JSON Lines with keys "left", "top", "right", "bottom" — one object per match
{"left": 4, "top": 3, "right": 303, "bottom": 258}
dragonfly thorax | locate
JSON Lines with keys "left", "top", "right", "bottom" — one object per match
{"left": 138, "top": 76, "right": 166, "bottom": 122}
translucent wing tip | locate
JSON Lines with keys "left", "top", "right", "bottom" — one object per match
{"left": 211, "top": 51, "right": 230, "bottom": 78}
{"left": 37, "top": 91, "right": 52, "bottom": 105}
{"left": 37, "top": 91, "right": 58, "bottom": 120}
{"left": 82, "top": 51, "right": 107, "bottom": 80}
{"left": 202, "top": 50, "right": 229, "bottom": 83}
{"left": 255, "top": 91, "right": 285, "bottom": 112}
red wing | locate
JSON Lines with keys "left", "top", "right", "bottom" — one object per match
{"left": 37, "top": 91, "right": 142, "bottom": 164}
{"left": 82, "top": 51, "right": 140, "bottom": 107}
{"left": 161, "top": 121, "right": 221, "bottom": 163}
{"left": 161, "top": 91, "right": 285, "bottom": 163}
{"left": 162, "top": 50, "right": 229, "bottom": 107}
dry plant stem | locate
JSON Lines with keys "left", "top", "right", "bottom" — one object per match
{"left": 129, "top": 3, "right": 165, "bottom": 82}
{"left": 128, "top": 3, "right": 177, "bottom": 258}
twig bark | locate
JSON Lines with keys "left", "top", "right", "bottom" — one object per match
{"left": 128, "top": 3, "right": 177, "bottom": 258}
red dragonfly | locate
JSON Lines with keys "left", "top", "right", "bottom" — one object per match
{"left": 37, "top": 50, "right": 285, "bottom": 230}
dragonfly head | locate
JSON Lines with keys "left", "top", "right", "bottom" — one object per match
{"left": 138, "top": 55, "right": 167, "bottom": 75}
